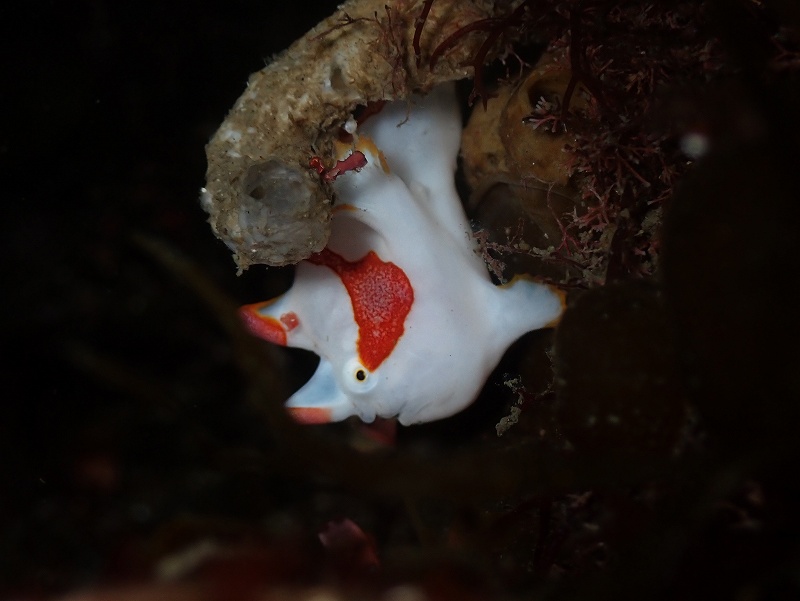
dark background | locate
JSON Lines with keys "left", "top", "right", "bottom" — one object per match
{"left": 2, "top": 0, "right": 341, "bottom": 592}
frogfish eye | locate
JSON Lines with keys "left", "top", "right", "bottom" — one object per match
{"left": 342, "top": 358, "right": 376, "bottom": 393}
{"left": 351, "top": 364, "right": 370, "bottom": 384}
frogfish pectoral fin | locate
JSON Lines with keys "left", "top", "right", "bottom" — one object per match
{"left": 501, "top": 276, "right": 566, "bottom": 331}
{"left": 285, "top": 359, "right": 356, "bottom": 424}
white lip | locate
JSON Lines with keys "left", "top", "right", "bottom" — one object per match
{"left": 285, "top": 359, "right": 354, "bottom": 422}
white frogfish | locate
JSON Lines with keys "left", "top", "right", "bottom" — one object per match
{"left": 241, "top": 84, "right": 564, "bottom": 425}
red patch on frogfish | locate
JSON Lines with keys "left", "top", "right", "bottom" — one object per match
{"left": 240, "top": 302, "right": 287, "bottom": 346}
{"left": 308, "top": 248, "right": 413, "bottom": 371}
{"left": 280, "top": 311, "right": 300, "bottom": 331}
{"left": 289, "top": 406, "right": 333, "bottom": 424}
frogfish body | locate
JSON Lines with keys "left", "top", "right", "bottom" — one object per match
{"left": 241, "top": 84, "right": 564, "bottom": 425}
